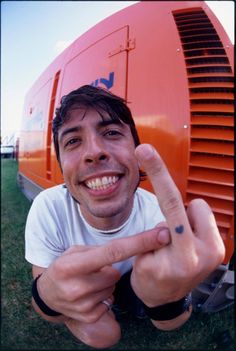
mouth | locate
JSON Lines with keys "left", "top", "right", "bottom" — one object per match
{"left": 84, "top": 175, "right": 120, "bottom": 191}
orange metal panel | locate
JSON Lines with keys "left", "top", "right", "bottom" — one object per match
{"left": 18, "top": 1, "right": 234, "bottom": 264}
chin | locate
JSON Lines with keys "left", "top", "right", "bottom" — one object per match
{"left": 89, "top": 204, "right": 125, "bottom": 219}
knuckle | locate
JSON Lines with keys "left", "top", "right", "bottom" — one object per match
{"left": 62, "top": 283, "right": 85, "bottom": 303}
{"left": 162, "top": 188, "right": 182, "bottom": 214}
{"left": 104, "top": 244, "right": 124, "bottom": 264}
{"left": 62, "top": 287, "right": 78, "bottom": 302}
{"left": 85, "top": 311, "right": 101, "bottom": 324}
{"left": 133, "top": 256, "right": 150, "bottom": 276}
{"left": 78, "top": 299, "right": 94, "bottom": 313}
{"left": 188, "top": 198, "right": 207, "bottom": 210}
{"left": 187, "top": 198, "right": 211, "bottom": 219}
{"left": 148, "top": 161, "right": 163, "bottom": 177}
{"left": 52, "top": 258, "right": 67, "bottom": 279}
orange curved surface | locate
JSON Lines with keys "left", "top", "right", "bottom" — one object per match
{"left": 18, "top": 1, "right": 234, "bottom": 264}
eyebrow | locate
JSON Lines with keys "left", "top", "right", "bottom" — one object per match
{"left": 59, "top": 119, "right": 123, "bottom": 143}
{"left": 59, "top": 126, "right": 81, "bottom": 144}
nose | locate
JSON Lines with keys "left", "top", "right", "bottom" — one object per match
{"left": 84, "top": 136, "right": 109, "bottom": 164}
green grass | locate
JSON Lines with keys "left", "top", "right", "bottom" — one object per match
{"left": 1, "top": 159, "right": 234, "bottom": 350}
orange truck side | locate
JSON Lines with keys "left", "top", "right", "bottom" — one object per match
{"left": 18, "top": 1, "right": 234, "bottom": 312}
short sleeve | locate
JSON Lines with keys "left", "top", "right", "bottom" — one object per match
{"left": 25, "top": 190, "right": 65, "bottom": 268}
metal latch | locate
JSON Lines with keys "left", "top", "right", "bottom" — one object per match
{"left": 108, "top": 38, "right": 136, "bottom": 57}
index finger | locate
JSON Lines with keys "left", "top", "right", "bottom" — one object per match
{"left": 70, "top": 226, "right": 170, "bottom": 274}
{"left": 135, "top": 144, "right": 192, "bottom": 242}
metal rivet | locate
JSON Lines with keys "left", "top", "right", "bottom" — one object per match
{"left": 183, "top": 124, "right": 188, "bottom": 129}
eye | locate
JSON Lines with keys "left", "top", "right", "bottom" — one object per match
{"left": 65, "top": 137, "right": 81, "bottom": 148}
{"left": 104, "top": 130, "right": 122, "bottom": 137}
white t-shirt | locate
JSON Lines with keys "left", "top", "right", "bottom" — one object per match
{"left": 25, "top": 185, "right": 165, "bottom": 275}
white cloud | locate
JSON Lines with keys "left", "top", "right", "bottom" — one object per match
{"left": 54, "top": 40, "right": 73, "bottom": 55}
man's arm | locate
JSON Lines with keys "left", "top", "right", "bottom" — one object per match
{"left": 32, "top": 265, "right": 68, "bottom": 324}
{"left": 130, "top": 144, "right": 225, "bottom": 329}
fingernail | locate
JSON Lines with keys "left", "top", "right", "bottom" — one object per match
{"left": 158, "top": 228, "right": 171, "bottom": 245}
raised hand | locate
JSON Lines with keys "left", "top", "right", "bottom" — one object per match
{"left": 36, "top": 226, "right": 171, "bottom": 322}
{"left": 131, "top": 144, "right": 225, "bottom": 308}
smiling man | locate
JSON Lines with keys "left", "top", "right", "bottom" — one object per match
{"left": 25, "top": 85, "right": 225, "bottom": 348}
{"left": 58, "top": 107, "right": 140, "bottom": 230}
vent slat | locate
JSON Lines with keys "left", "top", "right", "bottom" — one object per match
{"left": 183, "top": 41, "right": 223, "bottom": 50}
{"left": 188, "top": 72, "right": 233, "bottom": 79}
{"left": 180, "top": 34, "right": 220, "bottom": 44}
{"left": 189, "top": 76, "right": 234, "bottom": 83}
{"left": 179, "top": 25, "right": 215, "bottom": 34}
{"left": 187, "top": 66, "right": 232, "bottom": 74}
{"left": 189, "top": 81, "right": 234, "bottom": 88}
{"left": 191, "top": 126, "right": 234, "bottom": 138}
{"left": 188, "top": 167, "right": 234, "bottom": 186}
{"left": 190, "top": 92, "right": 234, "bottom": 99}
{"left": 189, "top": 154, "right": 234, "bottom": 171}
{"left": 184, "top": 48, "right": 227, "bottom": 57}
{"left": 186, "top": 57, "right": 230, "bottom": 65}
{"left": 179, "top": 28, "right": 217, "bottom": 36}
{"left": 190, "top": 104, "right": 234, "bottom": 113}
{"left": 190, "top": 140, "right": 233, "bottom": 155}
{"left": 191, "top": 127, "right": 234, "bottom": 141}
{"left": 191, "top": 116, "right": 234, "bottom": 127}
{"left": 190, "top": 87, "right": 234, "bottom": 93}
{"left": 187, "top": 181, "right": 234, "bottom": 201}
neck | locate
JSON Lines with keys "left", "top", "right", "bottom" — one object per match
{"left": 79, "top": 200, "right": 134, "bottom": 233}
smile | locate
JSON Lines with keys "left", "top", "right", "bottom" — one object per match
{"left": 85, "top": 175, "right": 119, "bottom": 190}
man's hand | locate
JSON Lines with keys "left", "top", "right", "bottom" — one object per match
{"left": 36, "top": 225, "right": 170, "bottom": 323}
{"left": 131, "top": 144, "right": 225, "bottom": 308}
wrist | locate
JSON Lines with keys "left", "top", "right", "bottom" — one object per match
{"left": 151, "top": 305, "right": 192, "bottom": 331}
{"left": 143, "top": 293, "right": 192, "bottom": 321}
{"left": 32, "top": 274, "right": 62, "bottom": 317}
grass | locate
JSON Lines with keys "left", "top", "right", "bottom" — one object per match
{"left": 1, "top": 159, "right": 234, "bottom": 350}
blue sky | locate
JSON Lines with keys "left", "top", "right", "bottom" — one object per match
{"left": 1, "top": 1, "right": 234, "bottom": 141}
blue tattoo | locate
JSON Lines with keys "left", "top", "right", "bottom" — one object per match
{"left": 175, "top": 225, "right": 184, "bottom": 234}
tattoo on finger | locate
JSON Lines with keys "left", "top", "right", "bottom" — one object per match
{"left": 175, "top": 225, "right": 184, "bottom": 234}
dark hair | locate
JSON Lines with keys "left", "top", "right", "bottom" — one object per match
{"left": 53, "top": 85, "right": 145, "bottom": 179}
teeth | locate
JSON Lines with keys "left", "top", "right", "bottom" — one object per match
{"left": 86, "top": 176, "right": 119, "bottom": 190}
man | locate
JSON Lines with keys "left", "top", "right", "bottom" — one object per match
{"left": 25, "top": 85, "right": 225, "bottom": 348}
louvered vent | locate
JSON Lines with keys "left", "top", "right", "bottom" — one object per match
{"left": 173, "top": 8, "right": 234, "bottom": 261}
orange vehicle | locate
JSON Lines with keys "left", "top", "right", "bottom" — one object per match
{"left": 18, "top": 1, "right": 234, "bottom": 312}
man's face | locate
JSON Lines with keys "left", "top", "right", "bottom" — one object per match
{"left": 58, "top": 107, "right": 140, "bottom": 230}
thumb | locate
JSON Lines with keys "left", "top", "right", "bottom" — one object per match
{"left": 155, "top": 223, "right": 171, "bottom": 246}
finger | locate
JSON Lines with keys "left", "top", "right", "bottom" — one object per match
{"left": 87, "top": 266, "right": 121, "bottom": 292}
{"left": 135, "top": 144, "right": 192, "bottom": 242}
{"left": 66, "top": 298, "right": 113, "bottom": 324}
{"left": 187, "top": 199, "right": 225, "bottom": 251}
{"left": 155, "top": 222, "right": 171, "bottom": 245}
{"left": 63, "top": 228, "right": 170, "bottom": 274}
{"left": 62, "top": 244, "right": 98, "bottom": 256}
{"left": 77, "top": 287, "right": 115, "bottom": 313}
{"left": 82, "top": 300, "right": 113, "bottom": 323}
